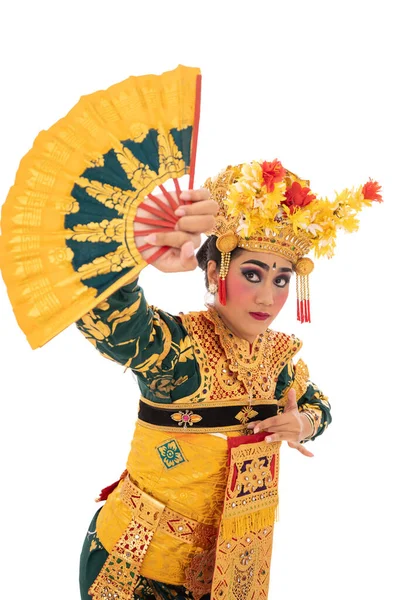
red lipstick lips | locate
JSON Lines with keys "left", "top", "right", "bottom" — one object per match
{"left": 249, "top": 312, "right": 271, "bottom": 321}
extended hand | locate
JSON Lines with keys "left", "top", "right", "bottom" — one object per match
{"left": 246, "top": 389, "right": 314, "bottom": 457}
{"left": 134, "top": 188, "right": 218, "bottom": 272}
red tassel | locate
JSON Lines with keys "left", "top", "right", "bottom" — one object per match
{"left": 306, "top": 299, "right": 311, "bottom": 323}
{"left": 297, "top": 298, "right": 300, "bottom": 321}
{"left": 218, "top": 277, "right": 227, "bottom": 305}
{"left": 95, "top": 469, "right": 128, "bottom": 503}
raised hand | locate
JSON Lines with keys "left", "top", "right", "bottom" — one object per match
{"left": 246, "top": 389, "right": 315, "bottom": 457}
{"left": 134, "top": 188, "right": 218, "bottom": 273}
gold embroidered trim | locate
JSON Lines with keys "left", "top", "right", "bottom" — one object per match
{"left": 277, "top": 358, "right": 309, "bottom": 406}
{"left": 90, "top": 475, "right": 218, "bottom": 599}
{"left": 209, "top": 439, "right": 281, "bottom": 600}
{"left": 137, "top": 418, "right": 246, "bottom": 434}
{"left": 221, "top": 441, "right": 280, "bottom": 540}
{"left": 204, "top": 308, "right": 302, "bottom": 400}
{"left": 89, "top": 485, "right": 164, "bottom": 600}
{"left": 121, "top": 475, "right": 217, "bottom": 548}
{"left": 139, "top": 394, "right": 278, "bottom": 410}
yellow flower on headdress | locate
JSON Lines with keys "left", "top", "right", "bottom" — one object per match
{"left": 219, "top": 160, "right": 382, "bottom": 259}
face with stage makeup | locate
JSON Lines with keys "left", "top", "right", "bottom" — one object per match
{"left": 207, "top": 251, "right": 293, "bottom": 343}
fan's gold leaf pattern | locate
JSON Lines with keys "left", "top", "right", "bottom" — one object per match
{"left": 77, "top": 247, "right": 134, "bottom": 279}
{"left": 66, "top": 219, "right": 125, "bottom": 244}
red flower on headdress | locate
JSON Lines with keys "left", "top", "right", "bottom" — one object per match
{"left": 261, "top": 159, "right": 286, "bottom": 192}
{"left": 362, "top": 179, "right": 382, "bottom": 202}
{"left": 282, "top": 182, "right": 316, "bottom": 213}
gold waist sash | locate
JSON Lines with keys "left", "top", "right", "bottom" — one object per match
{"left": 90, "top": 434, "right": 280, "bottom": 600}
{"left": 89, "top": 475, "right": 217, "bottom": 600}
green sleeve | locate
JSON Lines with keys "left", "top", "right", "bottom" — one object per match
{"left": 76, "top": 280, "right": 200, "bottom": 403}
{"left": 275, "top": 362, "right": 332, "bottom": 442}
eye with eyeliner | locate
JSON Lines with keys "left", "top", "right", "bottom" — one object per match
{"left": 241, "top": 268, "right": 262, "bottom": 283}
{"left": 274, "top": 275, "right": 290, "bottom": 288}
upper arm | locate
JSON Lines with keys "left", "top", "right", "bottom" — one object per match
{"left": 76, "top": 280, "right": 191, "bottom": 376}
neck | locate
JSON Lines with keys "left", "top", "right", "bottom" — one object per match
{"left": 211, "top": 306, "right": 257, "bottom": 346}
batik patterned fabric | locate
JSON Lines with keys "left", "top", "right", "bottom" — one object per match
{"left": 76, "top": 270, "right": 332, "bottom": 598}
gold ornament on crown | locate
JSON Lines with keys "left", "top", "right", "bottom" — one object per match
{"left": 203, "top": 159, "right": 382, "bottom": 322}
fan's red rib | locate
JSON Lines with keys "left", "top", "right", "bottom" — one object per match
{"left": 137, "top": 243, "right": 152, "bottom": 252}
{"left": 158, "top": 185, "right": 179, "bottom": 212}
{"left": 134, "top": 217, "right": 174, "bottom": 228}
{"left": 189, "top": 74, "right": 202, "bottom": 191}
{"left": 148, "top": 193, "right": 177, "bottom": 217}
{"left": 140, "top": 202, "right": 177, "bottom": 225}
{"left": 135, "top": 228, "right": 171, "bottom": 236}
{"left": 146, "top": 246, "right": 169, "bottom": 263}
{"left": 173, "top": 178, "right": 182, "bottom": 200}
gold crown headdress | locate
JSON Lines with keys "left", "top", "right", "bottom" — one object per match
{"left": 204, "top": 159, "right": 382, "bottom": 322}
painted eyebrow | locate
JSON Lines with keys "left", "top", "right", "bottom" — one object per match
{"left": 241, "top": 260, "right": 293, "bottom": 273}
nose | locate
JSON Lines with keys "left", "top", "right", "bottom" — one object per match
{"left": 256, "top": 280, "right": 274, "bottom": 307}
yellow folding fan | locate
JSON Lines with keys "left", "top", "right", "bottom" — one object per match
{"left": 0, "top": 65, "right": 202, "bottom": 349}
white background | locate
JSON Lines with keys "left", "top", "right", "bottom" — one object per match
{"left": 0, "top": 1, "right": 399, "bottom": 598}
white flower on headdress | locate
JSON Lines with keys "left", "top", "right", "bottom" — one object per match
{"left": 305, "top": 223, "right": 324, "bottom": 236}
{"left": 318, "top": 237, "right": 334, "bottom": 248}
{"left": 237, "top": 214, "right": 250, "bottom": 237}
{"left": 253, "top": 196, "right": 265, "bottom": 209}
{"left": 241, "top": 162, "right": 262, "bottom": 185}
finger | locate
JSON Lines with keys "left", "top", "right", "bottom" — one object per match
{"left": 175, "top": 215, "right": 216, "bottom": 233}
{"left": 179, "top": 241, "right": 198, "bottom": 271}
{"left": 179, "top": 188, "right": 210, "bottom": 202}
{"left": 287, "top": 441, "right": 314, "bottom": 457}
{"left": 265, "top": 433, "right": 280, "bottom": 443}
{"left": 265, "top": 432, "right": 300, "bottom": 443}
{"left": 252, "top": 416, "right": 284, "bottom": 433}
{"left": 259, "top": 423, "right": 299, "bottom": 434}
{"left": 144, "top": 231, "right": 201, "bottom": 249}
{"left": 174, "top": 200, "right": 219, "bottom": 217}
{"left": 246, "top": 421, "right": 261, "bottom": 430}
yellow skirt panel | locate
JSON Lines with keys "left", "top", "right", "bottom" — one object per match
{"left": 96, "top": 422, "right": 232, "bottom": 584}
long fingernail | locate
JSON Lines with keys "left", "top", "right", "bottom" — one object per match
{"left": 253, "top": 427, "right": 259, "bottom": 434}
{"left": 144, "top": 234, "right": 157, "bottom": 244}
{"left": 185, "top": 243, "right": 195, "bottom": 257}
{"left": 175, "top": 207, "right": 186, "bottom": 216}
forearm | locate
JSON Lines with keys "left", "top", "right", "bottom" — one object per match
{"left": 298, "top": 389, "right": 331, "bottom": 442}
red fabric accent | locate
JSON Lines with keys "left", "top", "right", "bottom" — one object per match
{"left": 305, "top": 299, "right": 311, "bottom": 322}
{"left": 297, "top": 298, "right": 300, "bottom": 321}
{"left": 270, "top": 454, "right": 276, "bottom": 480}
{"left": 188, "top": 74, "right": 202, "bottom": 191}
{"left": 218, "top": 277, "right": 227, "bottom": 305}
{"left": 228, "top": 431, "right": 270, "bottom": 450}
{"left": 96, "top": 470, "right": 128, "bottom": 502}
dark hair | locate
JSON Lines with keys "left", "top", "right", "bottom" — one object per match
{"left": 196, "top": 235, "right": 245, "bottom": 287}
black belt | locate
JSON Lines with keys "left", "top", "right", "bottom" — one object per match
{"left": 138, "top": 399, "right": 278, "bottom": 432}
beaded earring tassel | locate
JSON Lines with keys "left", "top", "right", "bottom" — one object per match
{"left": 296, "top": 272, "right": 311, "bottom": 323}
{"left": 218, "top": 251, "right": 231, "bottom": 305}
